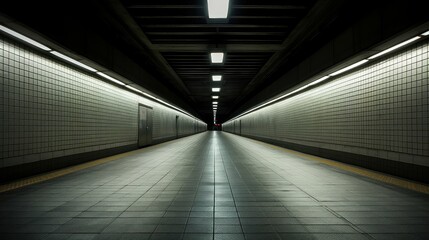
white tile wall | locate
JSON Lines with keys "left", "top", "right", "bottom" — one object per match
{"left": 0, "top": 36, "right": 206, "bottom": 168}
{"left": 224, "top": 40, "right": 429, "bottom": 166}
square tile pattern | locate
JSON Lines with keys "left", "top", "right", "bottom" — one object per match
{"left": 0, "top": 35, "right": 206, "bottom": 167}
{"left": 0, "top": 132, "right": 428, "bottom": 240}
{"left": 224, "top": 40, "right": 429, "bottom": 166}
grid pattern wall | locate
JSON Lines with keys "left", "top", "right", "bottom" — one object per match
{"left": 152, "top": 103, "right": 206, "bottom": 140}
{"left": 224, "top": 40, "right": 429, "bottom": 166}
{"left": 0, "top": 36, "right": 206, "bottom": 168}
{"left": 153, "top": 104, "right": 177, "bottom": 140}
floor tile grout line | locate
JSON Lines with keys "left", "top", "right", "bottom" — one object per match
{"left": 212, "top": 134, "right": 216, "bottom": 240}
{"left": 229, "top": 133, "right": 429, "bottom": 195}
{"left": 218, "top": 141, "right": 273, "bottom": 240}
{"left": 227, "top": 133, "right": 377, "bottom": 239}
{"left": 179, "top": 136, "right": 210, "bottom": 240}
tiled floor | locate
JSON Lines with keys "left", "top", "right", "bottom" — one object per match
{"left": 1, "top": 132, "right": 429, "bottom": 240}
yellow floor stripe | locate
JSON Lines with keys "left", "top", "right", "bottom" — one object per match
{"left": 2, "top": 133, "right": 428, "bottom": 195}
{"left": 0, "top": 135, "right": 194, "bottom": 193}
{"left": 0, "top": 145, "right": 159, "bottom": 193}
{"left": 245, "top": 137, "right": 429, "bottom": 195}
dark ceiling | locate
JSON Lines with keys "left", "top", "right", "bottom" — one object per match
{"left": 122, "top": 0, "right": 317, "bottom": 122}
{"left": 1, "top": 0, "right": 427, "bottom": 124}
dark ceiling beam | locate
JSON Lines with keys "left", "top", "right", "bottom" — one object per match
{"left": 127, "top": 5, "right": 306, "bottom": 10}
{"left": 153, "top": 44, "right": 282, "bottom": 52}
{"left": 146, "top": 32, "right": 286, "bottom": 36}
{"left": 233, "top": 5, "right": 307, "bottom": 10}
{"left": 103, "top": 0, "right": 194, "bottom": 100}
{"left": 228, "top": 0, "right": 347, "bottom": 116}
{"left": 128, "top": 5, "right": 203, "bottom": 9}
{"left": 141, "top": 24, "right": 289, "bottom": 28}
{"left": 136, "top": 16, "right": 205, "bottom": 19}
{"left": 230, "top": 16, "right": 297, "bottom": 19}
{"left": 135, "top": 16, "right": 297, "bottom": 19}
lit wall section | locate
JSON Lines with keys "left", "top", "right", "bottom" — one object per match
{"left": 223, "top": 40, "right": 429, "bottom": 175}
{"left": 0, "top": 36, "right": 206, "bottom": 169}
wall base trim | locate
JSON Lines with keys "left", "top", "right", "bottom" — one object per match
{"left": 0, "top": 131, "right": 207, "bottom": 183}
{"left": 239, "top": 134, "right": 429, "bottom": 184}
{"left": 0, "top": 144, "right": 138, "bottom": 183}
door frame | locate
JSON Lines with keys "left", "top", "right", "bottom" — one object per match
{"left": 138, "top": 103, "right": 153, "bottom": 147}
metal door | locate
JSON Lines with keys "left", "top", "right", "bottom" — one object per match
{"left": 239, "top": 120, "right": 242, "bottom": 135}
{"left": 175, "top": 115, "right": 179, "bottom": 139}
{"left": 138, "top": 104, "right": 153, "bottom": 147}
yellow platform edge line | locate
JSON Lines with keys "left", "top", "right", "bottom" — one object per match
{"left": 0, "top": 134, "right": 198, "bottom": 193}
{"left": 247, "top": 137, "right": 429, "bottom": 195}
{"left": 0, "top": 146, "right": 155, "bottom": 193}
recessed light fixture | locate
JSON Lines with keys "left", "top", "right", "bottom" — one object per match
{"left": 212, "top": 96, "right": 219, "bottom": 99}
{"left": 125, "top": 85, "right": 143, "bottom": 94}
{"left": 96, "top": 72, "right": 125, "bottom": 86}
{"left": 212, "top": 88, "right": 221, "bottom": 92}
{"left": 308, "top": 76, "right": 330, "bottom": 86}
{"left": 211, "top": 52, "right": 224, "bottom": 63}
{"left": 50, "top": 51, "right": 97, "bottom": 72}
{"left": 207, "top": 0, "right": 229, "bottom": 19}
{"left": 0, "top": 25, "right": 51, "bottom": 51}
{"left": 212, "top": 75, "right": 222, "bottom": 81}
{"left": 213, "top": 101, "right": 218, "bottom": 104}
{"left": 422, "top": 30, "right": 429, "bottom": 36}
{"left": 368, "top": 36, "right": 421, "bottom": 60}
{"left": 329, "top": 59, "right": 369, "bottom": 76}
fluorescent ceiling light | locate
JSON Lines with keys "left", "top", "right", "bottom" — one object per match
{"left": 212, "top": 96, "right": 219, "bottom": 99}
{"left": 50, "top": 51, "right": 97, "bottom": 72}
{"left": 0, "top": 25, "right": 51, "bottom": 51}
{"left": 125, "top": 85, "right": 143, "bottom": 93}
{"left": 329, "top": 59, "right": 369, "bottom": 76}
{"left": 212, "top": 75, "right": 222, "bottom": 81}
{"left": 96, "top": 72, "right": 125, "bottom": 86}
{"left": 211, "top": 52, "right": 224, "bottom": 63}
{"left": 212, "top": 88, "right": 221, "bottom": 92}
{"left": 368, "top": 36, "right": 420, "bottom": 60}
{"left": 207, "top": 0, "right": 229, "bottom": 19}
{"left": 213, "top": 101, "right": 218, "bottom": 104}
{"left": 422, "top": 30, "right": 429, "bottom": 36}
{"left": 309, "top": 76, "right": 330, "bottom": 86}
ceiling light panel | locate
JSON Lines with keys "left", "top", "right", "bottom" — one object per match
{"left": 212, "top": 75, "right": 222, "bottom": 81}
{"left": 207, "top": 0, "right": 229, "bottom": 19}
{"left": 211, "top": 52, "right": 224, "bottom": 63}
{"left": 212, "top": 88, "right": 221, "bottom": 92}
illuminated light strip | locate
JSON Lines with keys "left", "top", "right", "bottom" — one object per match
{"left": 96, "top": 72, "right": 125, "bottom": 86}
{"left": 0, "top": 25, "right": 205, "bottom": 124}
{"left": 368, "top": 36, "right": 421, "bottom": 60}
{"left": 50, "top": 51, "right": 97, "bottom": 72}
{"left": 308, "top": 75, "right": 330, "bottom": 86}
{"left": 225, "top": 30, "right": 429, "bottom": 124}
{"left": 329, "top": 59, "right": 369, "bottom": 76}
{"left": 125, "top": 85, "right": 143, "bottom": 93}
{"left": 0, "top": 25, "right": 51, "bottom": 51}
